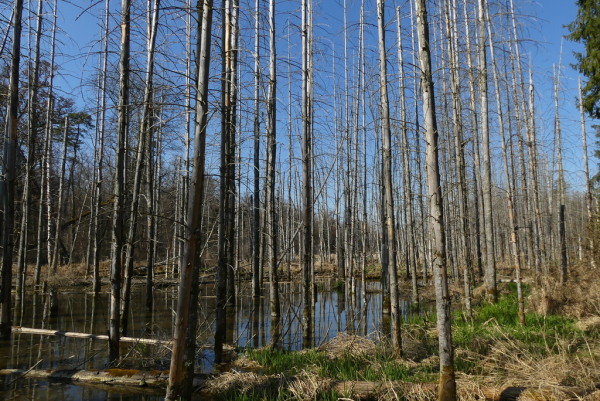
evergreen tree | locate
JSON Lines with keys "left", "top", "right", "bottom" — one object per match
{"left": 568, "top": 0, "right": 600, "bottom": 118}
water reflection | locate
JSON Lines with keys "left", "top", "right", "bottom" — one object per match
{"left": 0, "top": 279, "right": 427, "bottom": 400}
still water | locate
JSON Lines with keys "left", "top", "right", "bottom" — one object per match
{"left": 0, "top": 280, "right": 425, "bottom": 400}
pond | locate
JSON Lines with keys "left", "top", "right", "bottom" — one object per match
{"left": 0, "top": 279, "right": 427, "bottom": 400}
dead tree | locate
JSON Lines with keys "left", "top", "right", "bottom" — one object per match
{"left": 377, "top": 0, "right": 401, "bottom": 354}
{"left": 0, "top": 0, "right": 24, "bottom": 340}
{"left": 415, "top": 0, "right": 457, "bottom": 399}
{"left": 109, "top": 0, "right": 131, "bottom": 363}
{"left": 165, "top": 0, "right": 213, "bottom": 398}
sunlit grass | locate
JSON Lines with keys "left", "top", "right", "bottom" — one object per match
{"left": 222, "top": 283, "right": 594, "bottom": 400}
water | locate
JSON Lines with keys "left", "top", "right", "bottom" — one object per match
{"left": 0, "top": 279, "right": 426, "bottom": 400}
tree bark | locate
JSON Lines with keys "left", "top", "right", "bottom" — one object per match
{"left": 215, "top": 0, "right": 239, "bottom": 363}
{"left": 121, "top": 0, "right": 160, "bottom": 336}
{"left": 165, "top": 1, "right": 213, "bottom": 398}
{"left": 109, "top": 0, "right": 131, "bottom": 363}
{"left": 266, "top": 0, "right": 280, "bottom": 347}
{"left": 301, "top": 0, "right": 314, "bottom": 349}
{"left": 377, "top": 0, "right": 401, "bottom": 355}
{"left": 414, "top": 0, "right": 456, "bottom": 399}
{"left": 252, "top": 0, "right": 261, "bottom": 300}
{"left": 16, "top": 0, "right": 43, "bottom": 300}
{"left": 0, "top": 0, "right": 24, "bottom": 340}
{"left": 579, "top": 77, "right": 595, "bottom": 268}
{"left": 51, "top": 117, "right": 70, "bottom": 272}
{"left": 477, "top": 0, "right": 496, "bottom": 301}
{"left": 396, "top": 7, "right": 418, "bottom": 308}
{"left": 91, "top": 0, "right": 110, "bottom": 294}
{"left": 553, "top": 63, "right": 568, "bottom": 283}
{"left": 486, "top": 10, "right": 525, "bottom": 325}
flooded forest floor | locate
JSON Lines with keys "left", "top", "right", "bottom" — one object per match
{"left": 3, "top": 261, "right": 600, "bottom": 400}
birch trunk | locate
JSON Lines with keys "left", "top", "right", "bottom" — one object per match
{"left": 440, "top": 0, "right": 471, "bottom": 313}
{"left": 377, "top": 0, "right": 401, "bottom": 354}
{"left": 486, "top": 12, "right": 525, "bottom": 325}
{"left": 91, "top": 0, "right": 110, "bottom": 294}
{"left": 51, "top": 117, "right": 70, "bottom": 272}
{"left": 477, "top": 0, "right": 496, "bottom": 300}
{"left": 553, "top": 63, "right": 567, "bottom": 282}
{"left": 121, "top": 0, "right": 160, "bottom": 336}
{"left": 16, "top": 0, "right": 43, "bottom": 299}
{"left": 396, "top": 7, "right": 418, "bottom": 307}
{"left": 414, "top": 0, "right": 456, "bottom": 399}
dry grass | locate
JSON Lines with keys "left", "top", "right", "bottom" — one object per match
{"left": 528, "top": 263, "right": 600, "bottom": 320}
{"left": 205, "top": 370, "right": 268, "bottom": 395}
{"left": 287, "top": 370, "right": 332, "bottom": 401}
{"left": 317, "top": 332, "right": 378, "bottom": 359}
{"left": 20, "top": 260, "right": 112, "bottom": 289}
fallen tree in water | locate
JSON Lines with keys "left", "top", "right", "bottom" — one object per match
{"left": 0, "top": 367, "right": 176, "bottom": 388}
{"left": 11, "top": 326, "right": 172, "bottom": 346}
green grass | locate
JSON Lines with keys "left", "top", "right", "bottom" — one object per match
{"left": 455, "top": 285, "right": 578, "bottom": 344}
{"left": 451, "top": 283, "right": 583, "bottom": 373}
{"left": 245, "top": 346, "right": 436, "bottom": 384}
{"left": 333, "top": 279, "right": 345, "bottom": 293}
{"left": 223, "top": 284, "right": 587, "bottom": 399}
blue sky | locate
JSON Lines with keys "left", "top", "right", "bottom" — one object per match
{"left": 29, "top": 0, "right": 599, "bottom": 192}
{"left": 518, "top": 0, "right": 594, "bottom": 190}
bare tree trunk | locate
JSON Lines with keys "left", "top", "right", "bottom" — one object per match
{"left": 337, "top": 0, "right": 348, "bottom": 283}
{"left": 396, "top": 6, "right": 418, "bottom": 308}
{"left": 415, "top": 0, "right": 456, "bottom": 399}
{"left": 462, "top": 1, "right": 483, "bottom": 279}
{"left": 109, "top": 0, "right": 131, "bottom": 363}
{"left": 486, "top": 12, "right": 525, "bottom": 325}
{"left": 445, "top": 0, "right": 472, "bottom": 316}
{"left": 34, "top": 0, "right": 58, "bottom": 286}
{"left": 216, "top": 0, "right": 238, "bottom": 362}
{"left": 579, "top": 77, "right": 595, "bottom": 268}
{"left": 301, "top": 0, "right": 314, "bottom": 349}
{"left": 121, "top": 0, "right": 160, "bottom": 336}
{"left": 377, "top": 0, "right": 401, "bottom": 355}
{"left": 477, "top": 0, "right": 496, "bottom": 301}
{"left": 266, "top": 0, "right": 280, "bottom": 347}
{"left": 332, "top": 44, "right": 344, "bottom": 283}
{"left": 227, "top": 0, "right": 239, "bottom": 310}
{"left": 526, "top": 67, "right": 544, "bottom": 278}
{"left": 252, "top": 0, "right": 261, "bottom": 300}
{"left": 51, "top": 117, "right": 70, "bottom": 273}
{"left": 409, "top": 0, "right": 429, "bottom": 284}
{"left": 179, "top": 0, "right": 192, "bottom": 277}
{"left": 0, "top": 0, "right": 24, "bottom": 340}
{"left": 165, "top": 1, "right": 212, "bottom": 398}
{"left": 91, "top": 0, "right": 110, "bottom": 294}
{"left": 16, "top": 0, "right": 43, "bottom": 299}
{"left": 146, "top": 111, "right": 160, "bottom": 309}
{"left": 553, "top": 62, "right": 567, "bottom": 283}
{"left": 507, "top": 0, "right": 537, "bottom": 275}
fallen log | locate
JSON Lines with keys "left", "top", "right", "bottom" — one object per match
{"left": 0, "top": 368, "right": 173, "bottom": 388}
{"left": 0, "top": 368, "right": 211, "bottom": 396}
{"left": 11, "top": 326, "right": 171, "bottom": 346}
